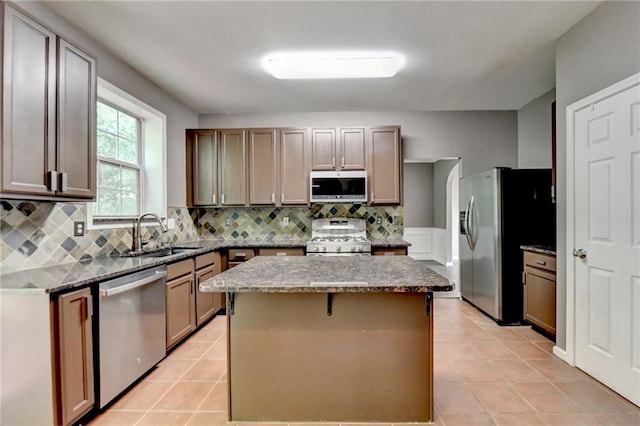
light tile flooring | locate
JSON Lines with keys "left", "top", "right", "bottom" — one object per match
{"left": 89, "top": 300, "right": 640, "bottom": 426}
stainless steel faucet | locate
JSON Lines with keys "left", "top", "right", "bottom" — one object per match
{"left": 133, "top": 212, "right": 169, "bottom": 252}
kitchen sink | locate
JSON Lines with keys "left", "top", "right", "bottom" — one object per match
{"left": 125, "top": 246, "right": 201, "bottom": 258}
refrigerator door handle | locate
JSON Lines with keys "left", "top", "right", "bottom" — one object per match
{"left": 468, "top": 195, "right": 476, "bottom": 250}
{"left": 464, "top": 196, "right": 474, "bottom": 250}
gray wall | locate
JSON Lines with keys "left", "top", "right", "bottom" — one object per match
{"left": 518, "top": 89, "right": 556, "bottom": 168}
{"left": 433, "top": 159, "right": 459, "bottom": 229}
{"left": 555, "top": 1, "right": 640, "bottom": 350}
{"left": 198, "top": 110, "right": 518, "bottom": 177}
{"left": 403, "top": 163, "right": 434, "bottom": 227}
{"left": 17, "top": 1, "right": 199, "bottom": 208}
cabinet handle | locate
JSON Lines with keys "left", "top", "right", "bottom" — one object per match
{"left": 213, "top": 194, "right": 216, "bottom": 204}
{"left": 221, "top": 194, "right": 225, "bottom": 204}
{"left": 535, "top": 260, "right": 546, "bottom": 265}
{"left": 522, "top": 271, "right": 526, "bottom": 284}
{"left": 85, "top": 295, "right": 93, "bottom": 320}
{"left": 60, "top": 172, "right": 68, "bottom": 192}
{"left": 281, "top": 193, "right": 284, "bottom": 203}
{"left": 276, "top": 252, "right": 287, "bottom": 256}
{"left": 332, "top": 157, "right": 335, "bottom": 168}
{"left": 271, "top": 193, "right": 275, "bottom": 204}
{"left": 341, "top": 156, "right": 344, "bottom": 168}
{"left": 48, "top": 171, "right": 58, "bottom": 191}
{"left": 371, "top": 192, "right": 374, "bottom": 202}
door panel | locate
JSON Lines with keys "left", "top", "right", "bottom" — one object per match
{"left": 57, "top": 38, "right": 96, "bottom": 198}
{"left": 280, "top": 129, "right": 309, "bottom": 205}
{"left": 192, "top": 130, "right": 217, "bottom": 206}
{"left": 369, "top": 127, "right": 401, "bottom": 204}
{"left": 311, "top": 128, "right": 336, "bottom": 170}
{"left": 1, "top": 6, "right": 56, "bottom": 195}
{"left": 249, "top": 129, "right": 277, "bottom": 205}
{"left": 220, "top": 129, "right": 247, "bottom": 206}
{"left": 459, "top": 176, "right": 473, "bottom": 302}
{"left": 340, "top": 128, "right": 366, "bottom": 170}
{"left": 574, "top": 81, "right": 640, "bottom": 406}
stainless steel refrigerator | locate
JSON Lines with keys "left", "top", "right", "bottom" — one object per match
{"left": 459, "top": 168, "right": 555, "bottom": 324}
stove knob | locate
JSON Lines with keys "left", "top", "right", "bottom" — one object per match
{"left": 336, "top": 246, "right": 341, "bottom": 253}
{"left": 321, "top": 246, "right": 326, "bottom": 252}
{"left": 351, "top": 246, "right": 357, "bottom": 252}
{"left": 314, "top": 246, "right": 320, "bottom": 252}
{"left": 357, "top": 245, "right": 363, "bottom": 252}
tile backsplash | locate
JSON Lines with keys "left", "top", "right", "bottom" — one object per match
{"left": 0, "top": 200, "right": 403, "bottom": 274}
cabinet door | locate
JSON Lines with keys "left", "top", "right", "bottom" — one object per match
{"left": 220, "top": 129, "right": 247, "bottom": 206}
{"left": 340, "top": 128, "right": 366, "bottom": 170}
{"left": 56, "top": 38, "right": 96, "bottom": 199}
{"left": 249, "top": 129, "right": 278, "bottom": 205}
{"left": 311, "top": 128, "right": 336, "bottom": 170}
{"left": 191, "top": 130, "right": 218, "bottom": 206}
{"left": 524, "top": 270, "right": 556, "bottom": 336}
{"left": 369, "top": 126, "right": 401, "bottom": 204}
{"left": 280, "top": 128, "right": 309, "bottom": 205}
{"left": 1, "top": 5, "right": 57, "bottom": 195}
{"left": 195, "top": 261, "right": 221, "bottom": 326}
{"left": 166, "top": 274, "right": 196, "bottom": 349}
{"left": 57, "top": 287, "right": 94, "bottom": 426}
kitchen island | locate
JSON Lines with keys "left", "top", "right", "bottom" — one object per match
{"left": 200, "top": 255, "right": 452, "bottom": 423}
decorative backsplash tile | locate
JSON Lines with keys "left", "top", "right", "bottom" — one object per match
{"left": 0, "top": 200, "right": 402, "bottom": 274}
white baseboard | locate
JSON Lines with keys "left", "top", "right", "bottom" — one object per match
{"left": 552, "top": 346, "right": 574, "bottom": 366}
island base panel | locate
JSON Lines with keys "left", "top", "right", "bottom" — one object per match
{"left": 227, "top": 292, "right": 433, "bottom": 422}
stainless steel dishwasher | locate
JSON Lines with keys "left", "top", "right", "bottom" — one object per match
{"left": 98, "top": 266, "right": 167, "bottom": 408}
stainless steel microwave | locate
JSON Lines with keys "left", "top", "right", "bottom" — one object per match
{"left": 309, "top": 171, "right": 367, "bottom": 203}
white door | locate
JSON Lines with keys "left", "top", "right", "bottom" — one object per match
{"left": 572, "top": 78, "right": 640, "bottom": 406}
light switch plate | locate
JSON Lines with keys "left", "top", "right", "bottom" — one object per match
{"left": 283, "top": 217, "right": 289, "bottom": 226}
{"left": 376, "top": 216, "right": 382, "bottom": 225}
{"left": 167, "top": 218, "right": 176, "bottom": 230}
{"left": 225, "top": 217, "right": 232, "bottom": 226}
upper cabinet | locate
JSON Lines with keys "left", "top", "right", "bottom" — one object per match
{"left": 1, "top": 3, "right": 96, "bottom": 201}
{"left": 311, "top": 127, "right": 365, "bottom": 171}
{"left": 187, "top": 125, "right": 401, "bottom": 207}
{"left": 249, "top": 129, "right": 278, "bottom": 205}
{"left": 280, "top": 128, "right": 309, "bottom": 205}
{"left": 368, "top": 126, "right": 402, "bottom": 204}
{"left": 219, "top": 129, "right": 247, "bottom": 206}
{"left": 188, "top": 130, "right": 218, "bottom": 206}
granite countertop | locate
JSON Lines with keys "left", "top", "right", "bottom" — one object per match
{"left": 199, "top": 256, "right": 452, "bottom": 293}
{"left": 369, "top": 238, "right": 411, "bottom": 248}
{"left": 520, "top": 245, "right": 556, "bottom": 256}
{"left": 0, "top": 237, "right": 412, "bottom": 294}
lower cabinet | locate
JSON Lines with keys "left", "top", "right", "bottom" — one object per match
{"left": 523, "top": 251, "right": 556, "bottom": 338}
{"left": 372, "top": 247, "right": 407, "bottom": 256}
{"left": 258, "top": 248, "right": 305, "bottom": 256}
{"left": 53, "top": 287, "right": 95, "bottom": 426}
{"left": 166, "top": 252, "right": 224, "bottom": 349}
{"left": 166, "top": 259, "right": 197, "bottom": 349}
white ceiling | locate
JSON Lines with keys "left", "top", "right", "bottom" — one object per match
{"left": 43, "top": 1, "right": 601, "bottom": 114}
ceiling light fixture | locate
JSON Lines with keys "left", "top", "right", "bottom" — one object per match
{"left": 262, "top": 50, "right": 405, "bottom": 79}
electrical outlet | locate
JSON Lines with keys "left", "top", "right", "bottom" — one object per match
{"left": 167, "top": 218, "right": 176, "bottom": 230}
{"left": 225, "top": 217, "right": 232, "bottom": 226}
{"left": 73, "top": 221, "right": 85, "bottom": 237}
{"left": 282, "top": 216, "right": 289, "bottom": 226}
{"left": 376, "top": 216, "right": 382, "bottom": 225}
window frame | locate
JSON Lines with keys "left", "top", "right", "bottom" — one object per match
{"left": 88, "top": 78, "right": 167, "bottom": 231}
{"left": 95, "top": 98, "right": 144, "bottom": 219}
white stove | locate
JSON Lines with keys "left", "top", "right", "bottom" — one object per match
{"left": 306, "top": 218, "right": 372, "bottom": 256}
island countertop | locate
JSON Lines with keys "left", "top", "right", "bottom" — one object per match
{"left": 200, "top": 255, "right": 453, "bottom": 293}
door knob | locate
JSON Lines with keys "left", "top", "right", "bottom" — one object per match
{"left": 572, "top": 249, "right": 587, "bottom": 259}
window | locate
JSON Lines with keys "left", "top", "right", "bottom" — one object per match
{"left": 88, "top": 78, "right": 167, "bottom": 229}
{"left": 95, "top": 101, "right": 142, "bottom": 217}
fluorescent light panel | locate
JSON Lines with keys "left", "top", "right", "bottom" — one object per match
{"left": 262, "top": 51, "right": 405, "bottom": 79}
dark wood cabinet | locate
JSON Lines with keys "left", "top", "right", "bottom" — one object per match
{"left": 166, "top": 260, "right": 196, "bottom": 349}
{"left": 340, "top": 127, "right": 366, "bottom": 170}
{"left": 280, "top": 128, "right": 309, "bottom": 205}
{"left": 1, "top": 3, "right": 96, "bottom": 200}
{"left": 311, "top": 127, "right": 366, "bottom": 171}
{"left": 249, "top": 129, "right": 278, "bottom": 205}
{"left": 523, "top": 251, "right": 556, "bottom": 338}
{"left": 220, "top": 129, "right": 247, "bottom": 206}
{"left": 368, "top": 126, "right": 402, "bottom": 204}
{"left": 187, "top": 130, "right": 218, "bottom": 206}
{"left": 372, "top": 247, "right": 407, "bottom": 256}
{"left": 54, "top": 287, "right": 95, "bottom": 426}
{"left": 195, "top": 252, "right": 223, "bottom": 326}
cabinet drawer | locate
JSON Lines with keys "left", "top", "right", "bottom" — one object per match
{"left": 524, "top": 251, "right": 556, "bottom": 272}
{"left": 166, "top": 259, "right": 194, "bottom": 280}
{"left": 258, "top": 248, "right": 304, "bottom": 256}
{"left": 228, "top": 249, "right": 255, "bottom": 262}
{"left": 372, "top": 247, "right": 407, "bottom": 256}
{"left": 195, "top": 252, "right": 217, "bottom": 270}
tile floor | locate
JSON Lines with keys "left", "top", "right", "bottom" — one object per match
{"left": 89, "top": 299, "right": 640, "bottom": 426}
